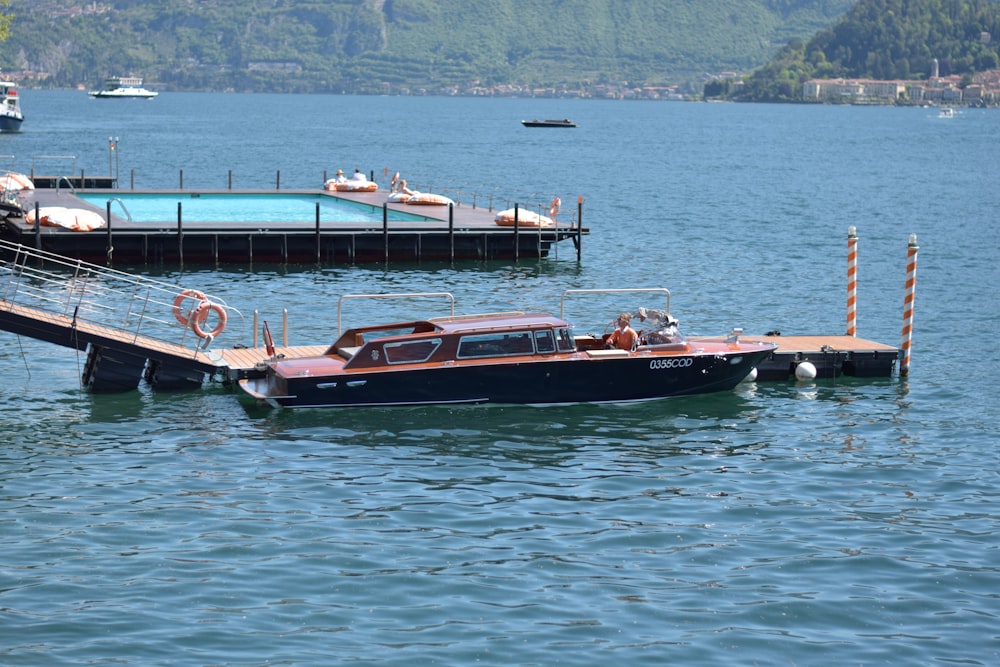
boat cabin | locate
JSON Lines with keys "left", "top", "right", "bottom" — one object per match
{"left": 325, "top": 312, "right": 577, "bottom": 370}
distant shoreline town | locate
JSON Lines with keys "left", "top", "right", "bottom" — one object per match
{"left": 5, "top": 69, "right": 1000, "bottom": 106}
{"left": 800, "top": 68, "right": 1000, "bottom": 106}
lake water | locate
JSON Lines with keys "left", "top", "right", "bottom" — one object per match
{"left": 1, "top": 91, "right": 998, "bottom": 666}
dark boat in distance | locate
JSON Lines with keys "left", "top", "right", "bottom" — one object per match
{"left": 521, "top": 118, "right": 576, "bottom": 128}
{"left": 239, "top": 289, "right": 776, "bottom": 409}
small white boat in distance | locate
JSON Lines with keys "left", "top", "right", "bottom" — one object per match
{"left": 938, "top": 107, "right": 955, "bottom": 118}
{"left": 0, "top": 79, "right": 24, "bottom": 131}
{"left": 88, "top": 76, "right": 158, "bottom": 99}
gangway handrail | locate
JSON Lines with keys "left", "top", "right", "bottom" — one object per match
{"left": 0, "top": 240, "right": 243, "bottom": 353}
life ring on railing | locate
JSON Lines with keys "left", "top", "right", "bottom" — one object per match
{"left": 172, "top": 289, "right": 206, "bottom": 326}
{"left": 549, "top": 197, "right": 561, "bottom": 219}
{"left": 189, "top": 300, "right": 227, "bottom": 339}
{"left": 390, "top": 171, "right": 400, "bottom": 191}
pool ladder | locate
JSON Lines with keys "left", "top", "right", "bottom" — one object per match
{"left": 106, "top": 197, "right": 133, "bottom": 223}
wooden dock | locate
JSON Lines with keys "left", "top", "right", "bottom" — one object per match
{"left": 1, "top": 241, "right": 899, "bottom": 394}
{"left": 3, "top": 185, "right": 587, "bottom": 265}
{"left": 691, "top": 333, "right": 898, "bottom": 381}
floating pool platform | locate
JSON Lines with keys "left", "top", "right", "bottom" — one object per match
{"left": 3, "top": 187, "right": 588, "bottom": 265}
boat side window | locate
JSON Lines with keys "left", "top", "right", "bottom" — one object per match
{"left": 534, "top": 329, "right": 556, "bottom": 353}
{"left": 384, "top": 338, "right": 442, "bottom": 364}
{"left": 458, "top": 331, "right": 534, "bottom": 358}
{"left": 556, "top": 328, "right": 576, "bottom": 352}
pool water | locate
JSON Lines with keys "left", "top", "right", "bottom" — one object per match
{"left": 74, "top": 192, "right": 434, "bottom": 223}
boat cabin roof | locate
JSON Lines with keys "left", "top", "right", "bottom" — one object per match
{"left": 430, "top": 311, "right": 571, "bottom": 333}
{"left": 329, "top": 312, "right": 572, "bottom": 353}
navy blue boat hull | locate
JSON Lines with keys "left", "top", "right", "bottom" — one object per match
{"left": 243, "top": 348, "right": 770, "bottom": 408}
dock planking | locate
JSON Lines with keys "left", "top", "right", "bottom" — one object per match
{"left": 691, "top": 333, "right": 899, "bottom": 381}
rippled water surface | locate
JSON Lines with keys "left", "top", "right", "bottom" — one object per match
{"left": 1, "top": 92, "right": 998, "bottom": 666}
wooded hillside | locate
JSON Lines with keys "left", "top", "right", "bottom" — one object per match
{"left": 737, "top": 0, "right": 1000, "bottom": 101}
{"left": 1, "top": 0, "right": 853, "bottom": 94}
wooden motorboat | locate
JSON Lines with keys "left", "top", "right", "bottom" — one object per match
{"left": 239, "top": 290, "right": 776, "bottom": 409}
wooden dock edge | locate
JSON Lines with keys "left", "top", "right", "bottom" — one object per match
{"left": 691, "top": 334, "right": 899, "bottom": 381}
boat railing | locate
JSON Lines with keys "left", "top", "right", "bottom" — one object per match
{"left": 30, "top": 155, "right": 78, "bottom": 180}
{"left": 560, "top": 288, "right": 671, "bottom": 320}
{"left": 337, "top": 292, "right": 455, "bottom": 335}
{"left": 0, "top": 239, "right": 242, "bottom": 353}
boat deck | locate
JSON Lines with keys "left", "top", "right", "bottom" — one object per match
{"left": 4, "top": 187, "right": 587, "bottom": 264}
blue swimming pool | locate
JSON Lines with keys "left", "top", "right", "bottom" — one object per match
{"left": 74, "top": 192, "right": 435, "bottom": 224}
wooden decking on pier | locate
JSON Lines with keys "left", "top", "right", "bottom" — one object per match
{"left": 692, "top": 333, "right": 899, "bottom": 380}
{"left": 4, "top": 187, "right": 586, "bottom": 264}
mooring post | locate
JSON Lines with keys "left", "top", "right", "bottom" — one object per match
{"left": 177, "top": 202, "right": 184, "bottom": 265}
{"left": 315, "top": 202, "right": 321, "bottom": 264}
{"left": 179, "top": 169, "right": 184, "bottom": 189}
{"left": 448, "top": 203, "right": 455, "bottom": 261}
{"left": 383, "top": 203, "right": 389, "bottom": 262}
{"left": 228, "top": 170, "right": 232, "bottom": 190}
{"left": 276, "top": 170, "right": 281, "bottom": 190}
{"left": 130, "top": 169, "right": 135, "bottom": 190}
{"left": 513, "top": 203, "right": 520, "bottom": 262}
{"left": 105, "top": 201, "right": 113, "bottom": 266}
{"left": 576, "top": 196, "right": 583, "bottom": 262}
{"left": 847, "top": 225, "right": 858, "bottom": 336}
{"left": 34, "top": 202, "right": 40, "bottom": 250}
{"left": 900, "top": 233, "right": 919, "bottom": 377}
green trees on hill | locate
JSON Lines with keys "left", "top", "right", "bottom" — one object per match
{"left": 2, "top": 0, "right": 853, "bottom": 94}
{"left": 737, "top": 0, "right": 1000, "bottom": 102}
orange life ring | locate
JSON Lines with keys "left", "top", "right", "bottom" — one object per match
{"left": 190, "top": 300, "right": 227, "bottom": 339}
{"left": 173, "top": 290, "right": 206, "bottom": 326}
{"left": 549, "top": 197, "right": 561, "bottom": 218}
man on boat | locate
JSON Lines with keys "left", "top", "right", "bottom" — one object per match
{"left": 605, "top": 313, "right": 639, "bottom": 351}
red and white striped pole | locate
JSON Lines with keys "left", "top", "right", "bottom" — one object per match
{"left": 847, "top": 225, "right": 858, "bottom": 336}
{"left": 900, "top": 234, "right": 919, "bottom": 377}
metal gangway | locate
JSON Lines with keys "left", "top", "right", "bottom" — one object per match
{"left": 0, "top": 239, "right": 248, "bottom": 391}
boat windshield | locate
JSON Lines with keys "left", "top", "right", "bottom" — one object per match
{"left": 556, "top": 327, "right": 575, "bottom": 352}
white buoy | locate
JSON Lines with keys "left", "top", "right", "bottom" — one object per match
{"left": 742, "top": 367, "right": 758, "bottom": 383}
{"left": 795, "top": 361, "right": 817, "bottom": 381}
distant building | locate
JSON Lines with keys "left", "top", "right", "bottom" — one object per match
{"left": 802, "top": 78, "right": 904, "bottom": 101}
